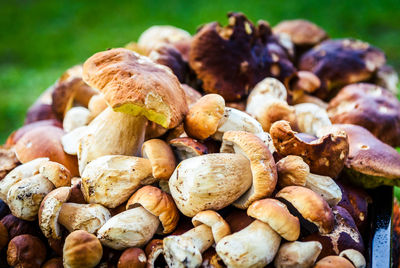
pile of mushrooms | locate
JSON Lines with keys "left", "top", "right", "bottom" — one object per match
{"left": 0, "top": 12, "right": 399, "bottom": 268}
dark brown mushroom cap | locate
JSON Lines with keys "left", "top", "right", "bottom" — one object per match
{"left": 327, "top": 83, "right": 400, "bottom": 147}
{"left": 273, "top": 19, "right": 328, "bottom": 47}
{"left": 302, "top": 206, "right": 364, "bottom": 260}
{"left": 189, "top": 12, "right": 296, "bottom": 101}
{"left": 320, "top": 124, "right": 400, "bottom": 187}
{"left": 299, "top": 39, "right": 386, "bottom": 100}
{"left": 270, "top": 120, "right": 349, "bottom": 178}
{"left": 25, "top": 103, "right": 58, "bottom": 125}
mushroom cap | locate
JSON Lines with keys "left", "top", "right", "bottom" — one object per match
{"left": 192, "top": 210, "right": 231, "bottom": 243}
{"left": 277, "top": 155, "right": 310, "bottom": 187}
{"left": 273, "top": 19, "right": 328, "bottom": 46}
{"left": 82, "top": 48, "right": 188, "bottom": 129}
{"left": 25, "top": 103, "right": 59, "bottom": 125}
{"left": 373, "top": 64, "right": 399, "bottom": 95}
{"left": 14, "top": 126, "right": 79, "bottom": 176}
{"left": 247, "top": 198, "right": 300, "bottom": 241}
{"left": 169, "top": 137, "right": 209, "bottom": 162}
{"left": 184, "top": 94, "right": 225, "bottom": 140}
{"left": 294, "top": 103, "right": 332, "bottom": 136}
{"left": 62, "top": 107, "right": 91, "bottom": 132}
{"left": 339, "top": 249, "right": 366, "bottom": 268}
{"left": 189, "top": 12, "right": 295, "bottom": 101}
{"left": 327, "top": 83, "right": 400, "bottom": 147}
{"left": 0, "top": 145, "right": 19, "bottom": 180}
{"left": 39, "top": 161, "right": 72, "bottom": 188}
{"left": 319, "top": 124, "right": 400, "bottom": 187}
{"left": 63, "top": 230, "right": 103, "bottom": 268}
{"left": 7, "top": 234, "right": 47, "bottom": 268}
{"left": 274, "top": 241, "right": 322, "bottom": 268}
{"left": 42, "top": 257, "right": 64, "bottom": 268}
{"left": 221, "top": 131, "right": 277, "bottom": 208}
{"left": 38, "top": 186, "right": 71, "bottom": 239}
{"left": 276, "top": 186, "right": 334, "bottom": 234}
{"left": 141, "top": 139, "right": 176, "bottom": 180}
{"left": 270, "top": 120, "right": 348, "bottom": 178}
{"left": 314, "top": 255, "right": 355, "bottom": 268}
{"left": 299, "top": 39, "right": 386, "bottom": 100}
{"left": 126, "top": 185, "right": 179, "bottom": 234}
{"left": 169, "top": 153, "right": 252, "bottom": 217}
{"left": 246, "top": 77, "right": 288, "bottom": 112}
{"left": 118, "top": 247, "right": 147, "bottom": 268}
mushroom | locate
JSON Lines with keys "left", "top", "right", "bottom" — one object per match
{"left": 61, "top": 126, "right": 88, "bottom": 155}
{"left": 118, "top": 247, "right": 147, "bottom": 268}
{"left": 169, "top": 153, "right": 252, "bottom": 217}
{"left": 318, "top": 124, "right": 400, "bottom": 187}
{"left": 0, "top": 146, "right": 19, "bottom": 180}
{"left": 294, "top": 103, "right": 332, "bottom": 136}
{"left": 270, "top": 120, "right": 349, "bottom": 178}
{"left": 7, "top": 234, "right": 47, "bottom": 268}
{"left": 42, "top": 258, "right": 64, "bottom": 268}
{"left": 277, "top": 155, "right": 342, "bottom": 206}
{"left": 220, "top": 131, "right": 277, "bottom": 208}
{"left": 373, "top": 64, "right": 399, "bottom": 95}
{"left": 299, "top": 39, "right": 386, "bottom": 100}
{"left": 163, "top": 210, "right": 230, "bottom": 268}
{"left": 97, "top": 186, "right": 179, "bottom": 250}
{"left": 79, "top": 48, "right": 188, "bottom": 173}
{"left": 141, "top": 139, "right": 176, "bottom": 180}
{"left": 81, "top": 155, "right": 153, "bottom": 208}
{"left": 25, "top": 103, "right": 58, "bottom": 125}
{"left": 63, "top": 230, "right": 103, "bottom": 268}
{"left": 169, "top": 137, "right": 208, "bottom": 162}
{"left": 314, "top": 255, "right": 355, "bottom": 268}
{"left": 145, "top": 239, "right": 165, "bottom": 268}
{"left": 0, "top": 222, "right": 8, "bottom": 251}
{"left": 216, "top": 198, "right": 299, "bottom": 267}
{"left": 181, "top": 84, "right": 202, "bottom": 108}
{"left": 327, "top": 83, "right": 400, "bottom": 146}
{"left": 189, "top": 12, "right": 295, "bottom": 101}
{"left": 87, "top": 94, "right": 107, "bottom": 118}
{"left": 39, "top": 161, "right": 72, "bottom": 187}
{"left": 1, "top": 214, "right": 39, "bottom": 240}
{"left": 339, "top": 249, "right": 366, "bottom": 268}
{"left": 62, "top": 106, "right": 92, "bottom": 132}
{"left": 292, "top": 92, "right": 329, "bottom": 109}
{"left": 274, "top": 241, "right": 322, "bottom": 268}
{"left": 276, "top": 186, "right": 334, "bottom": 234}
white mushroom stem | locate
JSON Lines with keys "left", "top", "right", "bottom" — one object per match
{"left": 163, "top": 224, "right": 214, "bottom": 268}
{"left": 274, "top": 241, "right": 322, "bottom": 268}
{"left": 305, "top": 173, "right": 342, "bottom": 206}
{"left": 78, "top": 107, "right": 147, "bottom": 174}
{"left": 216, "top": 220, "right": 281, "bottom": 268}
{"left": 294, "top": 103, "right": 331, "bottom": 136}
{"left": 58, "top": 203, "right": 111, "bottom": 234}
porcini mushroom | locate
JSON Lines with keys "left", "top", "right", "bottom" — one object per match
{"left": 62, "top": 106, "right": 92, "bottom": 132}
{"left": 7, "top": 234, "right": 47, "bottom": 268}
{"left": 118, "top": 247, "right": 147, "bottom": 268}
{"left": 314, "top": 255, "right": 355, "bottom": 268}
{"left": 274, "top": 241, "right": 322, "bottom": 268}
{"left": 169, "top": 137, "right": 209, "bottom": 162}
{"left": 141, "top": 139, "right": 176, "bottom": 180}
{"left": 163, "top": 210, "right": 230, "bottom": 268}
{"left": 294, "top": 103, "right": 332, "bottom": 136}
{"left": 339, "top": 249, "right": 366, "bottom": 268}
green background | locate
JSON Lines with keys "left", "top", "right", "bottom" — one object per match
{"left": 1, "top": 0, "right": 400, "bottom": 198}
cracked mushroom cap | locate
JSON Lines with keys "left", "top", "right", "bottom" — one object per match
{"left": 14, "top": 126, "right": 79, "bottom": 176}
{"left": 276, "top": 186, "right": 334, "bottom": 234}
{"left": 192, "top": 210, "right": 231, "bottom": 243}
{"left": 142, "top": 139, "right": 176, "bottom": 180}
{"left": 82, "top": 48, "right": 188, "bottom": 129}
{"left": 38, "top": 187, "right": 71, "bottom": 239}
{"left": 248, "top": 198, "right": 300, "bottom": 241}
{"left": 273, "top": 19, "right": 328, "bottom": 47}
{"left": 270, "top": 120, "right": 348, "bottom": 178}
{"left": 299, "top": 39, "right": 386, "bottom": 100}
{"left": 318, "top": 124, "right": 400, "bottom": 188}
{"left": 189, "top": 12, "right": 295, "bottom": 101}
{"left": 221, "top": 131, "right": 277, "bottom": 208}
{"left": 327, "top": 83, "right": 400, "bottom": 147}
{"left": 126, "top": 185, "right": 179, "bottom": 234}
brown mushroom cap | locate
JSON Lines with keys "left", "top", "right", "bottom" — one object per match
{"left": 248, "top": 198, "right": 300, "bottom": 241}
{"left": 14, "top": 126, "right": 79, "bottom": 176}
{"left": 299, "top": 39, "right": 386, "bottom": 100}
{"left": 126, "top": 185, "right": 179, "bottom": 234}
{"left": 327, "top": 83, "right": 400, "bottom": 147}
{"left": 276, "top": 155, "right": 310, "bottom": 187}
{"left": 7, "top": 234, "right": 47, "bottom": 268}
{"left": 314, "top": 256, "right": 355, "bottom": 268}
{"left": 276, "top": 186, "right": 334, "bottom": 234}
{"left": 319, "top": 124, "right": 400, "bottom": 187}
{"left": 117, "top": 247, "right": 147, "bottom": 268}
{"left": 141, "top": 139, "right": 176, "bottom": 180}
{"left": 42, "top": 258, "right": 64, "bottom": 268}
{"left": 189, "top": 12, "right": 295, "bottom": 101}
{"left": 270, "top": 120, "right": 348, "bottom": 178}
{"left": 82, "top": 48, "right": 188, "bottom": 129}
{"left": 273, "top": 19, "right": 328, "bottom": 47}
{"left": 39, "top": 161, "right": 72, "bottom": 188}
{"left": 192, "top": 210, "right": 231, "bottom": 243}
{"left": 25, "top": 103, "right": 59, "bottom": 125}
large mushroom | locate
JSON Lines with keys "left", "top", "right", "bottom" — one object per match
{"left": 78, "top": 48, "right": 188, "bottom": 173}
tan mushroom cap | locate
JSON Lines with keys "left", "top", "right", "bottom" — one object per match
{"left": 221, "top": 131, "right": 277, "bottom": 208}
{"left": 118, "top": 247, "right": 147, "bottom": 268}
{"left": 39, "top": 161, "right": 72, "bottom": 188}
{"left": 192, "top": 210, "right": 231, "bottom": 243}
{"left": 270, "top": 120, "right": 348, "bottom": 178}
{"left": 314, "top": 255, "right": 355, "bottom": 268}
{"left": 256, "top": 99, "right": 298, "bottom": 132}
{"left": 14, "top": 126, "right": 79, "bottom": 177}
{"left": 82, "top": 48, "right": 188, "bottom": 129}
{"left": 126, "top": 185, "right": 179, "bottom": 234}
{"left": 38, "top": 187, "right": 71, "bottom": 239}
{"left": 184, "top": 94, "right": 225, "bottom": 140}
{"left": 277, "top": 155, "right": 310, "bottom": 187}
{"left": 248, "top": 198, "right": 300, "bottom": 241}
{"left": 276, "top": 186, "right": 334, "bottom": 234}
{"left": 142, "top": 139, "right": 176, "bottom": 180}
{"left": 273, "top": 19, "right": 328, "bottom": 46}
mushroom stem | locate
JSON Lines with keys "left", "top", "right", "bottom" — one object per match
{"left": 180, "top": 224, "right": 214, "bottom": 253}
{"left": 78, "top": 107, "right": 147, "bottom": 174}
{"left": 305, "top": 173, "right": 342, "bottom": 206}
{"left": 216, "top": 220, "right": 281, "bottom": 267}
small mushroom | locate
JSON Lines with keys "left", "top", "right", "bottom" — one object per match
{"left": 163, "top": 210, "right": 230, "bottom": 267}
{"left": 220, "top": 131, "right": 277, "bottom": 208}
{"left": 81, "top": 155, "right": 153, "bottom": 208}
{"left": 294, "top": 103, "right": 332, "bottom": 137}
{"left": 63, "top": 230, "right": 103, "bottom": 268}
{"left": 276, "top": 186, "right": 334, "bottom": 234}
{"left": 270, "top": 120, "right": 348, "bottom": 178}
{"left": 39, "top": 161, "right": 72, "bottom": 187}
{"left": 88, "top": 94, "right": 107, "bottom": 118}
{"left": 118, "top": 247, "right": 147, "bottom": 268}
{"left": 339, "top": 249, "right": 366, "bottom": 268}
{"left": 277, "top": 156, "right": 342, "bottom": 206}
{"left": 169, "top": 137, "right": 208, "bottom": 162}
{"left": 169, "top": 153, "right": 252, "bottom": 217}
{"left": 62, "top": 107, "right": 92, "bottom": 132}
{"left": 141, "top": 139, "right": 176, "bottom": 180}
{"left": 7, "top": 234, "right": 47, "bottom": 268}
{"left": 145, "top": 239, "right": 165, "bottom": 268}
{"left": 314, "top": 255, "right": 355, "bottom": 268}
{"left": 274, "top": 241, "right": 322, "bottom": 268}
